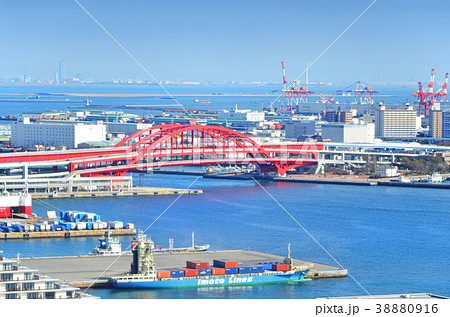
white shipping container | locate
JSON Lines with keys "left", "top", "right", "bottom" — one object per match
{"left": 77, "top": 223, "right": 87, "bottom": 230}
{"left": 107, "top": 221, "right": 123, "bottom": 229}
{"left": 99, "top": 222, "right": 107, "bottom": 229}
{"left": 93, "top": 222, "right": 100, "bottom": 230}
{"left": 125, "top": 223, "right": 135, "bottom": 229}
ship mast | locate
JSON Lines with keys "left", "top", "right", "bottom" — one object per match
{"left": 283, "top": 243, "right": 293, "bottom": 266}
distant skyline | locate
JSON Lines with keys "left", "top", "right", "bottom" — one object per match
{"left": 1, "top": 1, "right": 450, "bottom": 85}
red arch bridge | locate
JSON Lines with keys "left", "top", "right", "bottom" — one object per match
{"left": 0, "top": 124, "right": 323, "bottom": 177}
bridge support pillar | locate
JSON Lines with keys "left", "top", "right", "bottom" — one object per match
{"left": 22, "top": 164, "right": 28, "bottom": 179}
{"left": 314, "top": 161, "right": 324, "bottom": 175}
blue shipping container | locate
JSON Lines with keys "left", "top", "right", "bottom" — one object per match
{"left": 249, "top": 266, "right": 265, "bottom": 273}
{"left": 198, "top": 269, "right": 212, "bottom": 276}
{"left": 238, "top": 267, "right": 252, "bottom": 274}
{"left": 171, "top": 270, "right": 185, "bottom": 278}
{"left": 257, "top": 263, "right": 279, "bottom": 270}
{"left": 225, "top": 267, "right": 238, "bottom": 274}
{"left": 86, "top": 223, "right": 93, "bottom": 230}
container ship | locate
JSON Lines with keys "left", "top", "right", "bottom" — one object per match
{"left": 110, "top": 231, "right": 311, "bottom": 289}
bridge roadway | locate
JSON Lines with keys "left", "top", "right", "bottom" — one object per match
{"left": 0, "top": 143, "right": 437, "bottom": 178}
{"left": 20, "top": 250, "right": 347, "bottom": 288}
{"left": 2, "top": 122, "right": 448, "bottom": 178}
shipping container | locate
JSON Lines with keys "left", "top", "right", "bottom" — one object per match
{"left": 211, "top": 268, "right": 226, "bottom": 275}
{"left": 257, "top": 262, "right": 280, "bottom": 270}
{"left": 107, "top": 221, "right": 123, "bottom": 229}
{"left": 186, "top": 260, "right": 209, "bottom": 269}
{"left": 59, "top": 211, "right": 67, "bottom": 220}
{"left": 238, "top": 266, "right": 252, "bottom": 274}
{"left": 272, "top": 264, "right": 290, "bottom": 271}
{"left": 198, "top": 269, "right": 212, "bottom": 276}
{"left": 170, "top": 270, "right": 185, "bottom": 278}
{"left": 86, "top": 222, "right": 94, "bottom": 230}
{"left": 213, "top": 259, "right": 239, "bottom": 268}
{"left": 67, "top": 222, "right": 77, "bottom": 230}
{"left": 225, "top": 267, "right": 238, "bottom": 274}
{"left": 125, "top": 223, "right": 135, "bottom": 229}
{"left": 157, "top": 271, "right": 171, "bottom": 278}
{"left": 245, "top": 265, "right": 265, "bottom": 273}
{"left": 180, "top": 268, "right": 198, "bottom": 277}
{"left": 76, "top": 222, "right": 87, "bottom": 230}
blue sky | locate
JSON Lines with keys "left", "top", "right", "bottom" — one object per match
{"left": 1, "top": 0, "right": 450, "bottom": 84}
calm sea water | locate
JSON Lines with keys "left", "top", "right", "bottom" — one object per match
{"left": 0, "top": 83, "right": 416, "bottom": 117}
{"left": 0, "top": 84, "right": 448, "bottom": 299}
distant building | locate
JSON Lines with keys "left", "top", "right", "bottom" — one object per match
{"left": 58, "top": 60, "right": 65, "bottom": 84}
{"left": 375, "top": 104, "right": 417, "bottom": 138}
{"left": 11, "top": 118, "right": 106, "bottom": 149}
{"left": 429, "top": 104, "right": 443, "bottom": 138}
{"left": 284, "top": 120, "right": 319, "bottom": 139}
{"left": 321, "top": 110, "right": 354, "bottom": 123}
{"left": 105, "top": 122, "right": 152, "bottom": 136}
{"left": 443, "top": 110, "right": 450, "bottom": 138}
{"left": 375, "top": 165, "right": 399, "bottom": 178}
{"left": 321, "top": 123, "right": 372, "bottom": 143}
{"left": 217, "top": 106, "right": 265, "bottom": 122}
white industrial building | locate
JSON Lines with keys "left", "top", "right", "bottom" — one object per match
{"left": 321, "top": 123, "right": 374, "bottom": 143}
{"left": 217, "top": 106, "right": 265, "bottom": 122}
{"left": 375, "top": 165, "right": 399, "bottom": 178}
{"left": 11, "top": 118, "right": 106, "bottom": 149}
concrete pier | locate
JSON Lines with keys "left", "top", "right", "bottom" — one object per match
{"left": 30, "top": 186, "right": 202, "bottom": 199}
{"left": 1, "top": 228, "right": 136, "bottom": 240}
{"left": 20, "top": 250, "right": 347, "bottom": 288}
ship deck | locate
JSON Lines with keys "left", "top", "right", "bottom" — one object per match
{"left": 20, "top": 250, "right": 347, "bottom": 288}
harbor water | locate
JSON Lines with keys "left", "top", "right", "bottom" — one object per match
{"left": 1, "top": 173, "right": 449, "bottom": 299}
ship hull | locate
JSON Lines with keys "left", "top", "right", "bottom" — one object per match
{"left": 112, "top": 270, "right": 309, "bottom": 289}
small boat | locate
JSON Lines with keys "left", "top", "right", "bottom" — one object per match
{"left": 194, "top": 99, "right": 211, "bottom": 104}
{"left": 430, "top": 173, "right": 443, "bottom": 183}
{"left": 110, "top": 231, "right": 311, "bottom": 289}
{"left": 154, "top": 232, "right": 210, "bottom": 252}
{"left": 418, "top": 173, "right": 443, "bottom": 183}
{"left": 90, "top": 230, "right": 123, "bottom": 256}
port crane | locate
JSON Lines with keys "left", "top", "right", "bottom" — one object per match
{"left": 413, "top": 69, "right": 448, "bottom": 116}
{"left": 331, "top": 81, "right": 378, "bottom": 105}
{"left": 278, "top": 61, "right": 314, "bottom": 113}
{"left": 434, "top": 72, "right": 448, "bottom": 102}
